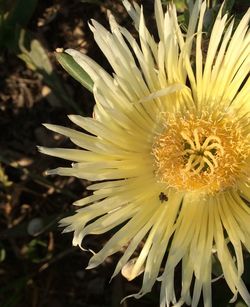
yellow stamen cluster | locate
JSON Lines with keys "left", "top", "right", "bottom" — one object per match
{"left": 153, "top": 112, "right": 250, "bottom": 194}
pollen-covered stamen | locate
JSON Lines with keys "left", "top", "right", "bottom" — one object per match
{"left": 201, "top": 135, "right": 223, "bottom": 151}
{"left": 193, "top": 128, "right": 201, "bottom": 150}
{"left": 181, "top": 131, "right": 196, "bottom": 150}
{"left": 152, "top": 112, "right": 250, "bottom": 194}
{"left": 182, "top": 129, "right": 224, "bottom": 175}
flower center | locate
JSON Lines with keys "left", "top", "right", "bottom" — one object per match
{"left": 152, "top": 112, "right": 249, "bottom": 194}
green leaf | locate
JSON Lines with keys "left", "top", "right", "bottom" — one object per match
{"left": 224, "top": 0, "right": 235, "bottom": 11}
{"left": 56, "top": 52, "right": 94, "bottom": 92}
{"left": 5, "top": 0, "right": 38, "bottom": 28}
{"left": 17, "top": 30, "right": 83, "bottom": 113}
{"left": 0, "top": 0, "right": 38, "bottom": 50}
{"left": 18, "top": 30, "right": 52, "bottom": 74}
{"left": 26, "top": 239, "right": 52, "bottom": 263}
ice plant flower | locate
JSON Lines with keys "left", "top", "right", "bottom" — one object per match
{"left": 39, "top": 0, "right": 250, "bottom": 306}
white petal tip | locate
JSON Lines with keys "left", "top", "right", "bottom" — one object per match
{"left": 73, "top": 200, "right": 84, "bottom": 206}
{"left": 37, "top": 145, "right": 43, "bottom": 152}
{"left": 61, "top": 228, "right": 69, "bottom": 234}
{"left": 72, "top": 239, "right": 79, "bottom": 246}
{"left": 65, "top": 48, "right": 77, "bottom": 56}
{"left": 42, "top": 123, "right": 57, "bottom": 131}
{"left": 68, "top": 114, "right": 80, "bottom": 122}
{"left": 86, "top": 263, "right": 98, "bottom": 270}
{"left": 45, "top": 169, "right": 59, "bottom": 176}
{"left": 37, "top": 146, "right": 52, "bottom": 156}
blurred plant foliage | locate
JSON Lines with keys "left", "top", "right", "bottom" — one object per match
{"left": 0, "top": 164, "right": 12, "bottom": 188}
{"left": 0, "top": 0, "right": 247, "bottom": 100}
{"left": 26, "top": 238, "right": 52, "bottom": 263}
{"left": 0, "top": 0, "right": 84, "bottom": 113}
{"left": 162, "top": 0, "right": 248, "bottom": 31}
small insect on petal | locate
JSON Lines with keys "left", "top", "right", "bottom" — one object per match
{"left": 159, "top": 192, "right": 168, "bottom": 203}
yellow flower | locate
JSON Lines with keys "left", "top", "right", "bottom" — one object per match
{"left": 39, "top": 1, "right": 250, "bottom": 306}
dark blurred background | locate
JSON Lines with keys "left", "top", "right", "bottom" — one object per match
{"left": 0, "top": 0, "right": 249, "bottom": 306}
